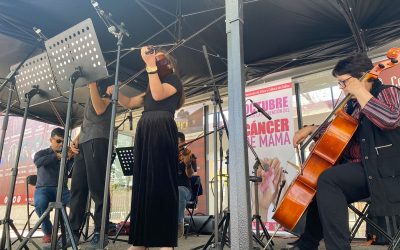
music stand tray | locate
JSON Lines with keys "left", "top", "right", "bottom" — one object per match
{"left": 10, "top": 52, "right": 59, "bottom": 108}
{"left": 45, "top": 18, "right": 108, "bottom": 92}
{"left": 115, "top": 147, "right": 134, "bottom": 176}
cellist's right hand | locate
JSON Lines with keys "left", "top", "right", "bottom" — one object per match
{"left": 293, "top": 126, "right": 316, "bottom": 147}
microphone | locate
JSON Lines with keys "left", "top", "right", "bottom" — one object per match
{"left": 249, "top": 99, "right": 272, "bottom": 120}
{"left": 91, "top": 0, "right": 104, "bottom": 16}
{"left": 128, "top": 112, "right": 133, "bottom": 130}
{"left": 91, "top": 0, "right": 130, "bottom": 38}
{"left": 33, "top": 27, "right": 48, "bottom": 41}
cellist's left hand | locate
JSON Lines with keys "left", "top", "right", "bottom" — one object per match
{"left": 338, "top": 74, "right": 373, "bottom": 108}
{"left": 341, "top": 77, "right": 364, "bottom": 96}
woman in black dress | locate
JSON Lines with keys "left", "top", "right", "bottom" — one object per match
{"left": 107, "top": 46, "right": 184, "bottom": 249}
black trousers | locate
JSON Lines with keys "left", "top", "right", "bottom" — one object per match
{"left": 69, "top": 138, "right": 110, "bottom": 234}
{"left": 298, "top": 162, "right": 370, "bottom": 250}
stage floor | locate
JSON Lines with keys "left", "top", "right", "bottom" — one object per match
{"left": 18, "top": 234, "right": 388, "bottom": 249}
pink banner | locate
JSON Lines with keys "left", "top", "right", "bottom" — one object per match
{"left": 0, "top": 116, "right": 57, "bottom": 205}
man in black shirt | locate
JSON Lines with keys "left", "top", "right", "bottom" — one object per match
{"left": 177, "top": 132, "right": 197, "bottom": 238}
{"left": 33, "top": 128, "right": 75, "bottom": 243}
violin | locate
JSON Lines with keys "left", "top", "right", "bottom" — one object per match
{"left": 54, "top": 146, "right": 76, "bottom": 160}
{"left": 179, "top": 146, "right": 193, "bottom": 165}
{"left": 146, "top": 46, "right": 174, "bottom": 79}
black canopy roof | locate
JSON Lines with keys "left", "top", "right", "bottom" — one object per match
{"left": 1, "top": 0, "right": 399, "bottom": 127}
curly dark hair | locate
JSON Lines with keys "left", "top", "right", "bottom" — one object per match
{"left": 332, "top": 53, "right": 374, "bottom": 80}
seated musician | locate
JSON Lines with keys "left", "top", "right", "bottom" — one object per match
{"left": 177, "top": 132, "right": 197, "bottom": 238}
{"left": 286, "top": 53, "right": 400, "bottom": 250}
{"left": 33, "top": 128, "right": 75, "bottom": 243}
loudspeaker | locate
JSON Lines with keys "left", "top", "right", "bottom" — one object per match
{"left": 184, "top": 215, "right": 214, "bottom": 235}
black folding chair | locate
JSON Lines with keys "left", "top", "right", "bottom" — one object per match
{"left": 184, "top": 175, "right": 203, "bottom": 238}
{"left": 348, "top": 199, "right": 400, "bottom": 249}
{"left": 22, "top": 175, "right": 38, "bottom": 235}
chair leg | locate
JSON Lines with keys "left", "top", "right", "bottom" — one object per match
{"left": 348, "top": 204, "right": 393, "bottom": 242}
{"left": 388, "top": 228, "right": 400, "bottom": 250}
{"left": 184, "top": 207, "right": 199, "bottom": 239}
{"left": 349, "top": 202, "right": 370, "bottom": 242}
{"left": 22, "top": 209, "right": 37, "bottom": 236}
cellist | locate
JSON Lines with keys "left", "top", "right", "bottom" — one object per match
{"left": 286, "top": 53, "right": 400, "bottom": 250}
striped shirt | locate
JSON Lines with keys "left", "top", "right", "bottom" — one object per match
{"left": 318, "top": 86, "right": 400, "bottom": 163}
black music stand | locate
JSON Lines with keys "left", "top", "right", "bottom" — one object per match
{"left": 17, "top": 18, "right": 108, "bottom": 250}
{"left": 0, "top": 51, "right": 58, "bottom": 250}
{"left": 110, "top": 147, "right": 134, "bottom": 243}
{"left": 116, "top": 147, "right": 134, "bottom": 176}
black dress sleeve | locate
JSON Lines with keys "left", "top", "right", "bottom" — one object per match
{"left": 162, "top": 74, "right": 182, "bottom": 93}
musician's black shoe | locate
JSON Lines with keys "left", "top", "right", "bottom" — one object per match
{"left": 86, "top": 232, "right": 109, "bottom": 249}
{"left": 286, "top": 238, "right": 300, "bottom": 246}
{"left": 281, "top": 245, "right": 314, "bottom": 250}
{"left": 281, "top": 239, "right": 318, "bottom": 250}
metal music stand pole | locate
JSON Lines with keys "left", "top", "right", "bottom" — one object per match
{"left": 0, "top": 81, "right": 14, "bottom": 168}
{"left": 0, "top": 86, "right": 40, "bottom": 250}
{"left": 90, "top": 0, "right": 131, "bottom": 248}
{"left": 51, "top": 67, "right": 82, "bottom": 250}
{"left": 78, "top": 194, "right": 95, "bottom": 240}
{"left": 17, "top": 69, "right": 82, "bottom": 250}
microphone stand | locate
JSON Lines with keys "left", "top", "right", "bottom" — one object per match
{"left": 201, "top": 45, "right": 230, "bottom": 250}
{"left": 91, "top": 1, "right": 131, "bottom": 248}
{"left": 247, "top": 143, "right": 274, "bottom": 250}
{"left": 114, "top": 112, "right": 133, "bottom": 132}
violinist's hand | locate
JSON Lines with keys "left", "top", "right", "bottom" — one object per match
{"left": 293, "top": 126, "right": 315, "bottom": 147}
{"left": 182, "top": 153, "right": 192, "bottom": 167}
{"left": 70, "top": 140, "right": 79, "bottom": 154}
{"left": 106, "top": 85, "right": 114, "bottom": 96}
{"left": 55, "top": 152, "right": 62, "bottom": 160}
{"left": 67, "top": 148, "right": 76, "bottom": 160}
{"left": 141, "top": 46, "right": 157, "bottom": 67}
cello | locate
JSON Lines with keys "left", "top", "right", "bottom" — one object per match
{"left": 273, "top": 48, "right": 400, "bottom": 231}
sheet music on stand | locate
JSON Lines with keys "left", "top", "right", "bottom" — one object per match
{"left": 115, "top": 147, "right": 134, "bottom": 176}
{"left": 45, "top": 18, "right": 108, "bottom": 91}
{"left": 10, "top": 52, "right": 59, "bottom": 108}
